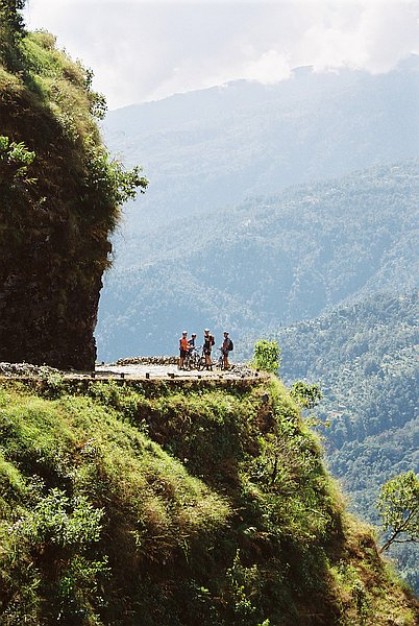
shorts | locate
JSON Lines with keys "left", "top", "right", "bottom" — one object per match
{"left": 180, "top": 349, "right": 188, "bottom": 358}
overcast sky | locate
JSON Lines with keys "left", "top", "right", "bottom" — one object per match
{"left": 23, "top": 0, "right": 419, "bottom": 110}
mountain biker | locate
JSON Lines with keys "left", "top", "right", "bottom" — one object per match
{"left": 179, "top": 331, "right": 189, "bottom": 369}
{"left": 203, "top": 329, "right": 215, "bottom": 368}
{"left": 222, "top": 331, "right": 233, "bottom": 370}
{"left": 188, "top": 333, "right": 197, "bottom": 354}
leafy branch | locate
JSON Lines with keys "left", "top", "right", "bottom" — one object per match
{"left": 377, "top": 471, "right": 419, "bottom": 553}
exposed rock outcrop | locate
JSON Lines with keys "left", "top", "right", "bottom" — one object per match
{"left": 0, "top": 30, "right": 143, "bottom": 370}
{"left": 0, "top": 88, "right": 109, "bottom": 369}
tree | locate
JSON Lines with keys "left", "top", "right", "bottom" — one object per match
{"left": 377, "top": 471, "right": 419, "bottom": 553}
{"left": 0, "top": 0, "right": 27, "bottom": 71}
{"left": 252, "top": 339, "right": 280, "bottom": 374}
{"left": 290, "top": 381, "right": 322, "bottom": 409}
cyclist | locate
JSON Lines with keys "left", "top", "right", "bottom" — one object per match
{"left": 203, "top": 329, "right": 215, "bottom": 368}
{"left": 222, "top": 331, "right": 234, "bottom": 370}
{"left": 188, "top": 333, "right": 197, "bottom": 353}
{"left": 178, "top": 331, "right": 189, "bottom": 369}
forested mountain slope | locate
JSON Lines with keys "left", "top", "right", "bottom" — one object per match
{"left": 278, "top": 290, "right": 419, "bottom": 590}
{"left": 103, "top": 56, "right": 419, "bottom": 234}
{"left": 96, "top": 161, "right": 419, "bottom": 360}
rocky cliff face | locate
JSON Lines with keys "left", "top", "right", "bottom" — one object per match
{"left": 0, "top": 29, "right": 142, "bottom": 370}
{"left": 0, "top": 84, "right": 109, "bottom": 369}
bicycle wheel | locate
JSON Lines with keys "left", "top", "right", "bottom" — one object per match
{"left": 197, "top": 356, "right": 206, "bottom": 371}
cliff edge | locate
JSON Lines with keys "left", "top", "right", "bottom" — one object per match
{"left": 0, "top": 22, "right": 145, "bottom": 369}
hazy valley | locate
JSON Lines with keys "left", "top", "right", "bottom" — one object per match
{"left": 96, "top": 59, "right": 419, "bottom": 590}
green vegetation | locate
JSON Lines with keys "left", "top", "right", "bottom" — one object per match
{"left": 278, "top": 289, "right": 419, "bottom": 590}
{"left": 251, "top": 340, "right": 281, "bottom": 374}
{"left": 290, "top": 381, "right": 322, "bottom": 410}
{"left": 0, "top": 135, "right": 35, "bottom": 184}
{"left": 0, "top": 377, "right": 417, "bottom": 625}
{"left": 377, "top": 471, "right": 419, "bottom": 553}
{"left": 0, "top": 21, "right": 147, "bottom": 232}
{"left": 0, "top": 0, "right": 26, "bottom": 72}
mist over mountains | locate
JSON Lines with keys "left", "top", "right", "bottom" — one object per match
{"left": 95, "top": 54, "right": 419, "bottom": 430}
{"left": 96, "top": 56, "right": 419, "bottom": 359}
{"left": 101, "top": 56, "right": 419, "bottom": 240}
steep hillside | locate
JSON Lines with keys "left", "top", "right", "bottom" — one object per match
{"left": 103, "top": 56, "right": 419, "bottom": 233}
{"left": 0, "top": 376, "right": 417, "bottom": 625}
{"left": 96, "top": 161, "right": 419, "bottom": 360}
{"left": 0, "top": 13, "right": 145, "bottom": 369}
{"left": 278, "top": 290, "right": 419, "bottom": 590}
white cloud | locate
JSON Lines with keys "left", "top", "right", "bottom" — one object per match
{"left": 357, "top": 2, "right": 419, "bottom": 72}
{"left": 243, "top": 50, "right": 292, "bottom": 84}
{"left": 23, "top": 1, "right": 419, "bottom": 109}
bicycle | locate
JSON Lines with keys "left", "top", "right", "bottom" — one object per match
{"left": 197, "top": 348, "right": 226, "bottom": 371}
{"left": 183, "top": 346, "right": 201, "bottom": 370}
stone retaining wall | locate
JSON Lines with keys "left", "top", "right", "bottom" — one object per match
{"left": 0, "top": 362, "right": 60, "bottom": 377}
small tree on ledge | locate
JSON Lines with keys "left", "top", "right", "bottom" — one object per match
{"left": 252, "top": 339, "right": 281, "bottom": 375}
{"left": 377, "top": 470, "right": 419, "bottom": 553}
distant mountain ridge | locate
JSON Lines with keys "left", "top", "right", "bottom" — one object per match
{"left": 97, "top": 57, "right": 419, "bottom": 358}
{"left": 103, "top": 56, "right": 419, "bottom": 235}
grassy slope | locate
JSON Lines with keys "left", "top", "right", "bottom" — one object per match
{"left": 0, "top": 377, "right": 417, "bottom": 626}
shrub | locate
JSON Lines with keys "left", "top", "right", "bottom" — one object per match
{"left": 251, "top": 340, "right": 281, "bottom": 374}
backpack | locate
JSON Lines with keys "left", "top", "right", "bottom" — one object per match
{"left": 228, "top": 339, "right": 234, "bottom": 351}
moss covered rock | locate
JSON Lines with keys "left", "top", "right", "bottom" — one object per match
{"left": 0, "top": 28, "right": 145, "bottom": 370}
